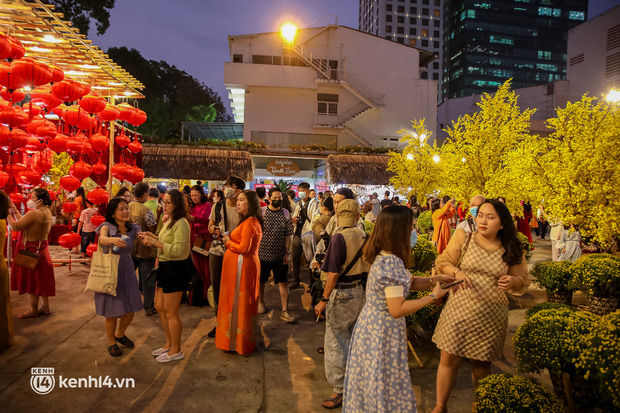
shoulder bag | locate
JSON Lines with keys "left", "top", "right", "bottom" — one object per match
{"left": 14, "top": 241, "right": 42, "bottom": 270}
{"left": 84, "top": 242, "right": 120, "bottom": 296}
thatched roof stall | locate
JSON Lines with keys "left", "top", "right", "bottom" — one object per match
{"left": 326, "top": 154, "right": 394, "bottom": 185}
{"left": 142, "top": 146, "right": 254, "bottom": 181}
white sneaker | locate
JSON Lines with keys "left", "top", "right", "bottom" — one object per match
{"left": 257, "top": 301, "right": 266, "bottom": 314}
{"left": 280, "top": 310, "right": 295, "bottom": 323}
{"left": 156, "top": 351, "right": 184, "bottom": 362}
{"left": 151, "top": 347, "right": 171, "bottom": 356}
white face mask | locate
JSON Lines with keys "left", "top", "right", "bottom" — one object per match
{"left": 224, "top": 187, "right": 235, "bottom": 199}
{"left": 298, "top": 191, "right": 307, "bottom": 200}
{"left": 27, "top": 199, "right": 37, "bottom": 209}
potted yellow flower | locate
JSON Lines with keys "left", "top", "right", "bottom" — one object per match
{"left": 474, "top": 374, "right": 563, "bottom": 413}
{"left": 531, "top": 261, "right": 575, "bottom": 304}
{"left": 569, "top": 255, "right": 620, "bottom": 315}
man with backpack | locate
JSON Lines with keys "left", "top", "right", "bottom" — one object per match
{"left": 257, "top": 187, "right": 295, "bottom": 322}
{"left": 314, "top": 199, "right": 369, "bottom": 409}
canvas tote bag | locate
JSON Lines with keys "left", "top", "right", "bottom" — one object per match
{"left": 84, "top": 243, "right": 120, "bottom": 296}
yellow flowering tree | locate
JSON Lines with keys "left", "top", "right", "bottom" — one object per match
{"left": 517, "top": 96, "right": 620, "bottom": 248}
{"left": 47, "top": 152, "right": 74, "bottom": 195}
{"left": 387, "top": 120, "right": 442, "bottom": 202}
{"left": 438, "top": 80, "right": 537, "bottom": 213}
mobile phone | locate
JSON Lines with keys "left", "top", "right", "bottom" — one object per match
{"left": 441, "top": 279, "right": 464, "bottom": 289}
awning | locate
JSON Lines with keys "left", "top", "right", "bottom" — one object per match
{"left": 181, "top": 122, "right": 244, "bottom": 141}
{"left": 142, "top": 145, "right": 254, "bottom": 181}
{"left": 326, "top": 154, "right": 393, "bottom": 185}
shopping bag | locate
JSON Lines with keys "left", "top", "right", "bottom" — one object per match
{"left": 84, "top": 245, "right": 120, "bottom": 296}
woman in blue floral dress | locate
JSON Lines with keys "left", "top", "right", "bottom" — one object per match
{"left": 343, "top": 206, "right": 454, "bottom": 412}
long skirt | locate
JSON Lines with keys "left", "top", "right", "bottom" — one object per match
{"left": 10, "top": 234, "right": 55, "bottom": 297}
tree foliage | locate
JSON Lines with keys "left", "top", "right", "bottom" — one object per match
{"left": 49, "top": 0, "right": 115, "bottom": 36}
{"left": 185, "top": 104, "right": 217, "bottom": 123}
{"left": 106, "top": 47, "right": 231, "bottom": 140}
{"left": 438, "top": 80, "right": 537, "bottom": 213}
{"left": 388, "top": 120, "right": 441, "bottom": 203}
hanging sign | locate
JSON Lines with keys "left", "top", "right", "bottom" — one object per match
{"left": 266, "top": 159, "right": 301, "bottom": 177}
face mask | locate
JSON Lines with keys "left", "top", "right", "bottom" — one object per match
{"left": 298, "top": 191, "right": 307, "bottom": 200}
{"left": 470, "top": 206, "right": 479, "bottom": 218}
{"left": 271, "top": 200, "right": 282, "bottom": 208}
{"left": 410, "top": 229, "right": 418, "bottom": 248}
{"left": 27, "top": 199, "right": 37, "bottom": 209}
{"left": 224, "top": 188, "right": 235, "bottom": 199}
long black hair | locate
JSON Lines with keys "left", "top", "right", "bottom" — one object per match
{"left": 33, "top": 188, "right": 52, "bottom": 206}
{"left": 364, "top": 205, "right": 413, "bottom": 267}
{"left": 238, "top": 190, "right": 264, "bottom": 228}
{"left": 190, "top": 185, "right": 208, "bottom": 206}
{"left": 481, "top": 199, "right": 523, "bottom": 266}
{"left": 76, "top": 186, "right": 86, "bottom": 207}
{"left": 166, "top": 189, "right": 189, "bottom": 227}
{"left": 104, "top": 198, "right": 128, "bottom": 228}
{"left": 0, "top": 191, "right": 9, "bottom": 219}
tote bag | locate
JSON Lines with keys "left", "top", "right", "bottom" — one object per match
{"left": 84, "top": 244, "right": 120, "bottom": 296}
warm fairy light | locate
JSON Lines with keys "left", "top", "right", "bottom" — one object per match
{"left": 406, "top": 154, "right": 414, "bottom": 160}
{"left": 433, "top": 155, "right": 440, "bottom": 163}
{"left": 41, "top": 35, "right": 63, "bottom": 43}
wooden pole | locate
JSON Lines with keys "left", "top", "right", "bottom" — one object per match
{"left": 107, "top": 97, "right": 115, "bottom": 200}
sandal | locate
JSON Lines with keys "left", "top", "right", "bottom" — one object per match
{"left": 322, "top": 393, "right": 343, "bottom": 409}
{"left": 115, "top": 335, "right": 135, "bottom": 348}
{"left": 108, "top": 344, "right": 122, "bottom": 357}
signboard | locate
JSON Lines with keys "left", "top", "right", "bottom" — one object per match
{"left": 266, "top": 159, "right": 301, "bottom": 177}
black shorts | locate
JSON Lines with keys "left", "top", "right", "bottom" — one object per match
{"left": 157, "top": 260, "right": 190, "bottom": 293}
{"left": 260, "top": 260, "right": 288, "bottom": 284}
{"left": 80, "top": 231, "right": 96, "bottom": 253}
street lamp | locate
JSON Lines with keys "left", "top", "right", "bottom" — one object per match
{"left": 281, "top": 23, "right": 298, "bottom": 49}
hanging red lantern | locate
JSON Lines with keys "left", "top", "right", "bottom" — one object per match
{"left": 98, "top": 104, "right": 120, "bottom": 122}
{"left": 9, "top": 190, "right": 24, "bottom": 205}
{"left": 0, "top": 125, "right": 11, "bottom": 147}
{"left": 127, "top": 166, "right": 145, "bottom": 184}
{"left": 47, "top": 133, "right": 69, "bottom": 153}
{"left": 91, "top": 161, "right": 107, "bottom": 176}
{"left": 17, "top": 169, "right": 42, "bottom": 187}
{"left": 0, "top": 170, "right": 8, "bottom": 187}
{"left": 111, "top": 162, "right": 131, "bottom": 181}
{"left": 32, "top": 148, "right": 54, "bottom": 173}
{"left": 91, "top": 214, "right": 105, "bottom": 227}
{"left": 0, "top": 87, "right": 25, "bottom": 103}
{"left": 36, "top": 122, "right": 57, "bottom": 140}
{"left": 7, "top": 36, "right": 25, "bottom": 60}
{"left": 69, "top": 160, "right": 92, "bottom": 180}
{"left": 90, "top": 133, "right": 109, "bottom": 152}
{"left": 62, "top": 202, "right": 77, "bottom": 214}
{"left": 115, "top": 132, "right": 130, "bottom": 147}
{"left": 79, "top": 94, "right": 106, "bottom": 114}
{"left": 51, "top": 79, "right": 83, "bottom": 103}
{"left": 49, "top": 64, "right": 64, "bottom": 83}
{"left": 58, "top": 232, "right": 81, "bottom": 249}
{"left": 24, "top": 136, "right": 45, "bottom": 153}
{"left": 31, "top": 86, "right": 62, "bottom": 110}
{"left": 5, "top": 162, "right": 26, "bottom": 177}
{"left": 63, "top": 106, "right": 88, "bottom": 127}
{"left": 26, "top": 117, "right": 46, "bottom": 135}
{"left": 0, "top": 33, "right": 12, "bottom": 60}
{"left": 0, "top": 62, "right": 27, "bottom": 90}
{"left": 77, "top": 114, "right": 96, "bottom": 131}
{"left": 87, "top": 187, "right": 108, "bottom": 205}
{"left": 116, "top": 103, "right": 136, "bottom": 122}
{"left": 23, "top": 105, "right": 42, "bottom": 118}
{"left": 65, "top": 137, "right": 84, "bottom": 154}
{"left": 86, "top": 243, "right": 97, "bottom": 257}
{"left": 1, "top": 128, "right": 30, "bottom": 149}
{"left": 127, "top": 108, "right": 148, "bottom": 127}
{"left": 127, "top": 140, "right": 143, "bottom": 153}
{"left": 48, "top": 191, "right": 56, "bottom": 202}
{"left": 0, "top": 107, "right": 29, "bottom": 129}
{"left": 11, "top": 58, "right": 53, "bottom": 88}
{"left": 59, "top": 175, "right": 81, "bottom": 192}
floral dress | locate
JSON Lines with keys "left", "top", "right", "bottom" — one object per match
{"left": 343, "top": 252, "right": 416, "bottom": 413}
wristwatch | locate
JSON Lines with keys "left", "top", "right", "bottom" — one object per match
{"left": 321, "top": 297, "right": 329, "bottom": 303}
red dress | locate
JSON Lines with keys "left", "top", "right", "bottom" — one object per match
{"left": 215, "top": 217, "right": 262, "bottom": 355}
{"left": 10, "top": 231, "right": 55, "bottom": 297}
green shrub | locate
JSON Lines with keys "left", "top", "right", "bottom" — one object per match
{"left": 474, "top": 374, "right": 564, "bottom": 413}
{"left": 531, "top": 261, "right": 575, "bottom": 294}
{"left": 517, "top": 232, "right": 534, "bottom": 261}
{"left": 569, "top": 255, "right": 620, "bottom": 297}
{"left": 410, "top": 236, "right": 438, "bottom": 273}
{"left": 525, "top": 302, "right": 576, "bottom": 319}
{"left": 417, "top": 210, "right": 432, "bottom": 234}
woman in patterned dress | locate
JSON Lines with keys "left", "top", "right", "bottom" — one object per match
{"left": 95, "top": 198, "right": 143, "bottom": 357}
{"left": 431, "top": 199, "right": 530, "bottom": 413}
{"left": 343, "top": 206, "right": 455, "bottom": 412}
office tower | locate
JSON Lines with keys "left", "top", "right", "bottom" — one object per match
{"left": 442, "top": 0, "right": 589, "bottom": 99}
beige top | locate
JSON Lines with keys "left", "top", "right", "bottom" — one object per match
{"left": 11, "top": 207, "right": 53, "bottom": 242}
{"left": 436, "top": 228, "right": 530, "bottom": 295}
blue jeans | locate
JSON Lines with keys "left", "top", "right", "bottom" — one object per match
{"left": 137, "top": 258, "right": 157, "bottom": 312}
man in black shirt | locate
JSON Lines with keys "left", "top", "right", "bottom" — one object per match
{"left": 380, "top": 190, "right": 392, "bottom": 209}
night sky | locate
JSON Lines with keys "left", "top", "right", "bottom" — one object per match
{"left": 95, "top": 0, "right": 620, "bottom": 115}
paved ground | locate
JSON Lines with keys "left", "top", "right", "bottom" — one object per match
{"left": 0, "top": 238, "right": 584, "bottom": 412}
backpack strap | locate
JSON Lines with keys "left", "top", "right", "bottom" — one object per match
{"left": 340, "top": 234, "right": 368, "bottom": 278}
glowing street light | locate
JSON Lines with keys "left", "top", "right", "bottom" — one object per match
{"left": 607, "top": 89, "right": 620, "bottom": 103}
{"left": 281, "top": 23, "right": 298, "bottom": 48}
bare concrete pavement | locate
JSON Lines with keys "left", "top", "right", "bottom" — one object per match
{"left": 0, "top": 239, "right": 576, "bottom": 412}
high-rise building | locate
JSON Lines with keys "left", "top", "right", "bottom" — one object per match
{"left": 442, "top": 0, "right": 589, "bottom": 100}
{"left": 359, "top": 0, "right": 443, "bottom": 84}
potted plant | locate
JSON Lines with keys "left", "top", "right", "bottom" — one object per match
{"left": 474, "top": 373, "right": 564, "bottom": 413}
{"left": 417, "top": 210, "right": 432, "bottom": 234}
{"left": 569, "top": 255, "right": 620, "bottom": 315}
{"left": 531, "top": 261, "right": 575, "bottom": 304}
{"left": 576, "top": 310, "right": 620, "bottom": 411}
{"left": 517, "top": 231, "right": 534, "bottom": 262}
{"left": 406, "top": 236, "right": 440, "bottom": 334}
{"left": 513, "top": 308, "right": 599, "bottom": 410}
{"left": 525, "top": 302, "right": 575, "bottom": 319}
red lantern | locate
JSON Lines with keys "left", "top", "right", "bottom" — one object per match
{"left": 86, "top": 243, "right": 97, "bottom": 257}
{"left": 111, "top": 162, "right": 131, "bottom": 181}
{"left": 0, "top": 170, "right": 8, "bottom": 187}
{"left": 51, "top": 79, "right": 83, "bottom": 103}
{"left": 32, "top": 148, "right": 54, "bottom": 173}
{"left": 0, "top": 107, "right": 29, "bottom": 129}
{"left": 24, "top": 105, "right": 43, "bottom": 118}
{"left": 0, "top": 128, "right": 29, "bottom": 149}
{"left": 115, "top": 132, "right": 130, "bottom": 148}
{"left": 79, "top": 82, "right": 91, "bottom": 95}
{"left": 31, "top": 86, "right": 62, "bottom": 110}
{"left": 26, "top": 117, "right": 46, "bottom": 135}
{"left": 90, "top": 133, "right": 109, "bottom": 152}
{"left": 65, "top": 138, "right": 84, "bottom": 154}
{"left": 0, "top": 33, "right": 12, "bottom": 60}
{"left": 77, "top": 115, "right": 96, "bottom": 131}
{"left": 36, "top": 122, "right": 57, "bottom": 140}
{"left": 24, "top": 136, "right": 45, "bottom": 153}
{"left": 58, "top": 231, "right": 81, "bottom": 249}
{"left": 91, "top": 161, "right": 107, "bottom": 176}
{"left": 0, "top": 87, "right": 25, "bottom": 103}
{"left": 7, "top": 35, "right": 25, "bottom": 60}
{"left": 91, "top": 214, "right": 105, "bottom": 227}
{"left": 9, "top": 190, "right": 24, "bottom": 205}
{"left": 127, "top": 167, "right": 145, "bottom": 184}
{"left": 62, "top": 202, "right": 77, "bottom": 214}
{"left": 11, "top": 58, "right": 52, "bottom": 88}
{"left": 59, "top": 175, "right": 81, "bottom": 192}
{"left": 63, "top": 106, "right": 88, "bottom": 127}
{"left": 0, "top": 62, "right": 27, "bottom": 90}
{"left": 49, "top": 64, "right": 64, "bottom": 83}
{"left": 116, "top": 103, "right": 136, "bottom": 122}
{"left": 79, "top": 94, "right": 106, "bottom": 114}
{"left": 69, "top": 161, "right": 92, "bottom": 180}
{"left": 87, "top": 187, "right": 108, "bottom": 205}
{"left": 4, "top": 162, "right": 26, "bottom": 176}
{"left": 127, "top": 140, "right": 142, "bottom": 153}
{"left": 47, "top": 133, "right": 69, "bottom": 153}
{"left": 98, "top": 104, "right": 120, "bottom": 122}
{"left": 128, "top": 108, "right": 147, "bottom": 127}
{"left": 17, "top": 169, "right": 42, "bottom": 187}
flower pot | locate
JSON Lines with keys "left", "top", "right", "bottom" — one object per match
{"left": 549, "top": 372, "right": 598, "bottom": 412}
{"left": 587, "top": 295, "right": 619, "bottom": 315}
{"left": 546, "top": 291, "right": 573, "bottom": 305}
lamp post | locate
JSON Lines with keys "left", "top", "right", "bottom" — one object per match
{"left": 281, "top": 23, "right": 297, "bottom": 49}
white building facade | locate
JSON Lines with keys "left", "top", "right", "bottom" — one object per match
{"left": 224, "top": 25, "right": 437, "bottom": 149}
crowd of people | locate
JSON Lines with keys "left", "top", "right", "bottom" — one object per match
{"left": 3, "top": 178, "right": 584, "bottom": 411}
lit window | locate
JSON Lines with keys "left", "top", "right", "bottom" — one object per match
{"left": 569, "top": 11, "right": 585, "bottom": 20}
